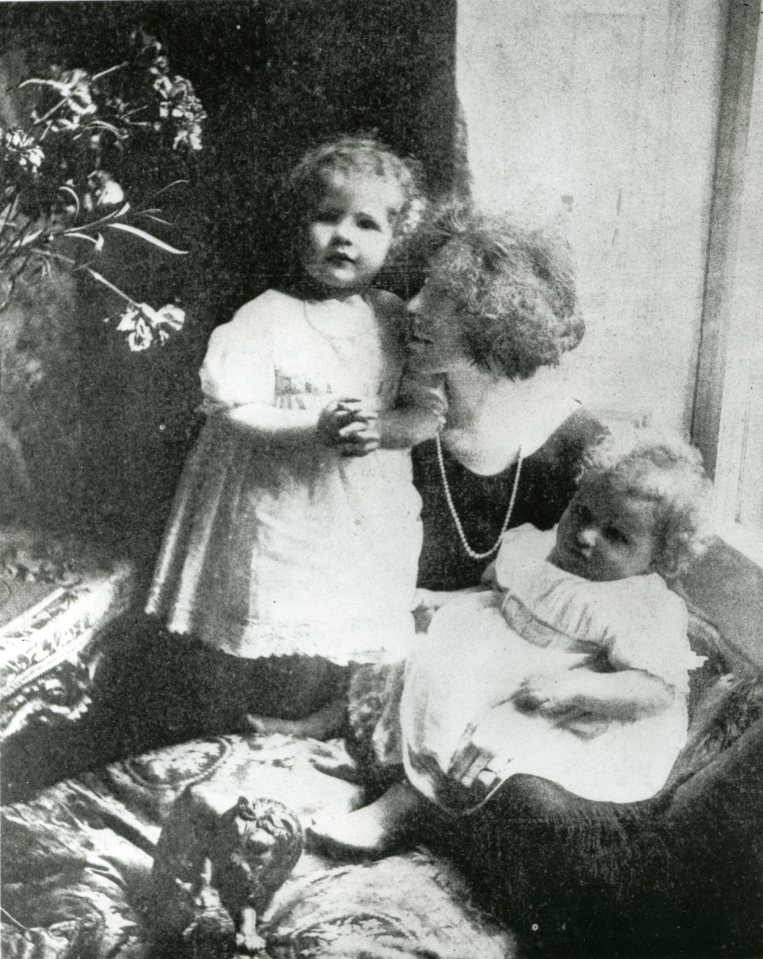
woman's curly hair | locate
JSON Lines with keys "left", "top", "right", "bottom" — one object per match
{"left": 282, "top": 135, "right": 426, "bottom": 255}
{"left": 418, "top": 201, "right": 584, "bottom": 379}
{"left": 580, "top": 428, "right": 714, "bottom": 578}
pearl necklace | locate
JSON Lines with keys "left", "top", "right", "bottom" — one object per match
{"left": 435, "top": 433, "right": 524, "bottom": 560}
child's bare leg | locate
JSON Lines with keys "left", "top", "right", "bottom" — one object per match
{"left": 244, "top": 697, "right": 345, "bottom": 739}
{"left": 306, "top": 781, "right": 426, "bottom": 858}
{"left": 235, "top": 904, "right": 266, "bottom": 955}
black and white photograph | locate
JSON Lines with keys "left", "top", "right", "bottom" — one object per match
{"left": 1, "top": 2, "right": 762, "bottom": 957}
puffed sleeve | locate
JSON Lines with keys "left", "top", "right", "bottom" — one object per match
{"left": 199, "top": 295, "right": 277, "bottom": 407}
{"left": 603, "top": 579, "right": 703, "bottom": 694}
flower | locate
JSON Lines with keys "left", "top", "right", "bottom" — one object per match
{"left": 85, "top": 171, "right": 125, "bottom": 209}
{"left": 30, "top": 68, "right": 97, "bottom": 133}
{"left": 2, "top": 127, "right": 45, "bottom": 170}
{"left": 153, "top": 73, "right": 206, "bottom": 153}
{"left": 108, "top": 302, "right": 186, "bottom": 350}
{"left": 1, "top": 34, "right": 205, "bottom": 328}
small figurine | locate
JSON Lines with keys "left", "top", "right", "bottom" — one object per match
{"left": 150, "top": 791, "right": 303, "bottom": 957}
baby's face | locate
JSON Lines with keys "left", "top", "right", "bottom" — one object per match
{"left": 302, "top": 172, "right": 400, "bottom": 294}
{"left": 553, "top": 479, "right": 658, "bottom": 581}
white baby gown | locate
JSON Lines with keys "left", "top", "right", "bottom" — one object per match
{"left": 146, "top": 288, "right": 428, "bottom": 665}
{"left": 400, "top": 525, "right": 704, "bottom": 811}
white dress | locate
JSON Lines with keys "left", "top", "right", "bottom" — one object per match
{"left": 146, "top": 288, "right": 429, "bottom": 665}
{"left": 400, "top": 525, "right": 704, "bottom": 811}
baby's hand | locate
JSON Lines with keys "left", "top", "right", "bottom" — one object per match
{"left": 512, "top": 672, "right": 595, "bottom": 721}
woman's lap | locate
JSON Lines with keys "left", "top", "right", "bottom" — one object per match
{"left": 426, "top": 720, "right": 763, "bottom": 955}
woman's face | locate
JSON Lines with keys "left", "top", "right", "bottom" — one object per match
{"left": 407, "top": 282, "right": 465, "bottom": 371}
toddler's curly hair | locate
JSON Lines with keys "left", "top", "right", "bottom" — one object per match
{"left": 419, "top": 201, "right": 584, "bottom": 379}
{"left": 581, "top": 428, "right": 714, "bottom": 578}
{"left": 284, "top": 135, "right": 426, "bottom": 252}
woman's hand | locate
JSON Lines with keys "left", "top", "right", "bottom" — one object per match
{"left": 412, "top": 587, "right": 481, "bottom": 632}
{"left": 448, "top": 709, "right": 515, "bottom": 793}
{"left": 412, "top": 588, "right": 445, "bottom": 632}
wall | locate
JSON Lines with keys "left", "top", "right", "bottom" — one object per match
{"left": 455, "top": 0, "right": 728, "bottom": 434}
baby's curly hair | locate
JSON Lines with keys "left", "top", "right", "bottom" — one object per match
{"left": 419, "top": 201, "right": 584, "bottom": 379}
{"left": 580, "top": 428, "right": 714, "bottom": 578}
{"left": 284, "top": 135, "right": 426, "bottom": 252}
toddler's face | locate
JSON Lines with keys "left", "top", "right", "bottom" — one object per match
{"left": 302, "top": 172, "right": 400, "bottom": 294}
{"left": 553, "top": 479, "right": 658, "bottom": 581}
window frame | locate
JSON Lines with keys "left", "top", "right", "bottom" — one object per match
{"left": 691, "top": 0, "right": 763, "bottom": 564}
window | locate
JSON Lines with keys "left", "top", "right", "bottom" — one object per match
{"left": 692, "top": 0, "right": 763, "bottom": 563}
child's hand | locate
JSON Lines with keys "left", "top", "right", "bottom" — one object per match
{"left": 336, "top": 399, "right": 380, "bottom": 457}
{"left": 317, "top": 399, "right": 359, "bottom": 447}
{"left": 337, "top": 419, "right": 381, "bottom": 456}
{"left": 317, "top": 398, "right": 380, "bottom": 455}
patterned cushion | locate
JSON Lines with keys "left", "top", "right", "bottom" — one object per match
{"left": 0, "top": 528, "right": 135, "bottom": 741}
{"left": 1, "top": 733, "right": 516, "bottom": 959}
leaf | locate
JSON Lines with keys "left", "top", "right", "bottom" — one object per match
{"left": 18, "top": 77, "right": 58, "bottom": 90}
{"left": 106, "top": 222, "right": 189, "bottom": 254}
{"left": 18, "top": 228, "right": 46, "bottom": 248}
{"left": 65, "top": 231, "right": 106, "bottom": 253}
{"left": 151, "top": 179, "right": 189, "bottom": 198}
{"left": 74, "top": 203, "right": 132, "bottom": 232}
{"left": 138, "top": 212, "right": 172, "bottom": 226}
{"left": 89, "top": 119, "right": 127, "bottom": 138}
{"left": 57, "top": 185, "right": 81, "bottom": 215}
{"left": 80, "top": 265, "right": 136, "bottom": 305}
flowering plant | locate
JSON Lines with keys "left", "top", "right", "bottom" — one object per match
{"left": 0, "top": 30, "right": 206, "bottom": 348}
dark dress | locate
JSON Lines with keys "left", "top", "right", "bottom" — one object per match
{"left": 414, "top": 407, "right": 605, "bottom": 590}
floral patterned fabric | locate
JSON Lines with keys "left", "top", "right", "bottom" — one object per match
{"left": 3, "top": 591, "right": 758, "bottom": 959}
{"left": 1, "top": 732, "right": 517, "bottom": 959}
{"left": 0, "top": 529, "right": 135, "bottom": 743}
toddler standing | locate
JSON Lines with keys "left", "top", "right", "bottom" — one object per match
{"left": 146, "top": 137, "right": 442, "bottom": 732}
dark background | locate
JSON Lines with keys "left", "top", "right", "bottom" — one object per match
{"left": 1, "top": 0, "right": 460, "bottom": 565}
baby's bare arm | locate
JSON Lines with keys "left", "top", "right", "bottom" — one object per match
{"left": 514, "top": 669, "right": 675, "bottom": 722}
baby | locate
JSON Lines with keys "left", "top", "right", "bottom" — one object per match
{"left": 308, "top": 429, "right": 713, "bottom": 856}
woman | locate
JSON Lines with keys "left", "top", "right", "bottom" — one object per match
{"left": 314, "top": 205, "right": 761, "bottom": 957}
{"left": 406, "top": 204, "right": 602, "bottom": 601}
{"left": 310, "top": 204, "right": 605, "bottom": 828}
